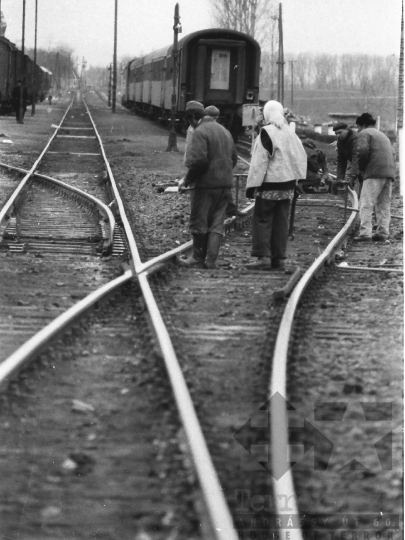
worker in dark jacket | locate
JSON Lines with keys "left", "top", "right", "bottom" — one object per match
{"left": 354, "top": 112, "right": 396, "bottom": 242}
{"left": 333, "top": 122, "right": 359, "bottom": 192}
{"left": 299, "top": 138, "right": 329, "bottom": 192}
{"left": 178, "top": 101, "right": 238, "bottom": 269}
{"left": 204, "top": 104, "right": 244, "bottom": 218}
{"left": 12, "top": 80, "right": 28, "bottom": 124}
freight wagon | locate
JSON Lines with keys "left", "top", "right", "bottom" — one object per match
{"left": 0, "top": 36, "right": 52, "bottom": 114}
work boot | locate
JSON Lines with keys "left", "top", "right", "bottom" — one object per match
{"left": 178, "top": 234, "right": 207, "bottom": 268}
{"left": 244, "top": 257, "right": 272, "bottom": 270}
{"left": 204, "top": 233, "right": 222, "bottom": 269}
{"left": 271, "top": 258, "right": 285, "bottom": 269}
{"left": 353, "top": 235, "right": 372, "bottom": 242}
{"left": 372, "top": 233, "right": 389, "bottom": 241}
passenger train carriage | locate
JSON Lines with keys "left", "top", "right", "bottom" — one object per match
{"left": 122, "top": 28, "right": 261, "bottom": 140}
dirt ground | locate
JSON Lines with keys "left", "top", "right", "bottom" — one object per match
{"left": 0, "top": 92, "right": 403, "bottom": 539}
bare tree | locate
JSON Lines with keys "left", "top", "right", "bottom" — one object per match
{"left": 26, "top": 44, "right": 75, "bottom": 92}
{"left": 295, "top": 53, "right": 311, "bottom": 90}
{"left": 119, "top": 55, "right": 134, "bottom": 68}
{"left": 353, "top": 54, "right": 398, "bottom": 113}
{"left": 210, "top": 0, "right": 278, "bottom": 45}
{"left": 340, "top": 54, "right": 357, "bottom": 90}
{"left": 210, "top": 0, "right": 279, "bottom": 102}
{"left": 212, "top": 0, "right": 257, "bottom": 36}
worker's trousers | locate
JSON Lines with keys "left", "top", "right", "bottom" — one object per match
{"left": 358, "top": 178, "right": 392, "bottom": 238}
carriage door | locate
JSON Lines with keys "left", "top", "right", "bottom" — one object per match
{"left": 210, "top": 49, "right": 230, "bottom": 91}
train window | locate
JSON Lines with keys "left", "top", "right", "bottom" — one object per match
{"left": 210, "top": 49, "right": 230, "bottom": 90}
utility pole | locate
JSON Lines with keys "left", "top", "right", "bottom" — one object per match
{"left": 112, "top": 0, "right": 118, "bottom": 113}
{"left": 166, "top": 3, "right": 181, "bottom": 152}
{"left": 289, "top": 60, "right": 296, "bottom": 110}
{"left": 0, "top": 2, "right": 7, "bottom": 37}
{"left": 19, "top": 0, "right": 26, "bottom": 124}
{"left": 398, "top": 0, "right": 404, "bottom": 131}
{"left": 398, "top": 0, "right": 404, "bottom": 195}
{"left": 31, "top": 0, "right": 38, "bottom": 116}
{"left": 81, "top": 57, "right": 86, "bottom": 89}
{"left": 269, "top": 15, "right": 278, "bottom": 100}
{"left": 276, "top": 3, "right": 285, "bottom": 104}
{"left": 108, "top": 64, "right": 112, "bottom": 107}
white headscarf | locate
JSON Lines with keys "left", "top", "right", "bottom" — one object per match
{"left": 263, "top": 100, "right": 286, "bottom": 128}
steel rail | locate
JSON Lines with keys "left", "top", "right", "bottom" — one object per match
{"left": 237, "top": 154, "right": 251, "bottom": 165}
{"left": 269, "top": 188, "right": 359, "bottom": 540}
{"left": 83, "top": 97, "right": 143, "bottom": 273}
{"left": 0, "top": 91, "right": 252, "bottom": 539}
{"left": 0, "top": 96, "right": 75, "bottom": 234}
{"left": 138, "top": 272, "right": 239, "bottom": 540}
{"left": 0, "top": 94, "right": 353, "bottom": 537}
{"left": 0, "top": 162, "right": 115, "bottom": 251}
{"left": 338, "top": 264, "right": 403, "bottom": 273}
{"left": 83, "top": 95, "right": 239, "bottom": 540}
{"left": 0, "top": 270, "right": 132, "bottom": 392}
{"left": 137, "top": 202, "right": 255, "bottom": 276}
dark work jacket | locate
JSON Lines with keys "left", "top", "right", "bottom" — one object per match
{"left": 185, "top": 117, "right": 237, "bottom": 189}
{"left": 12, "top": 85, "right": 28, "bottom": 110}
{"left": 336, "top": 129, "right": 359, "bottom": 179}
{"left": 357, "top": 128, "right": 396, "bottom": 180}
{"left": 302, "top": 141, "right": 328, "bottom": 182}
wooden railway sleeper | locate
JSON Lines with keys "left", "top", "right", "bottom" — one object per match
{"left": 2, "top": 215, "right": 17, "bottom": 240}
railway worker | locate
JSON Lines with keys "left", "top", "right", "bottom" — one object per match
{"left": 332, "top": 122, "right": 360, "bottom": 193}
{"left": 178, "top": 100, "right": 238, "bottom": 269}
{"left": 204, "top": 105, "right": 220, "bottom": 120}
{"left": 12, "top": 80, "right": 28, "bottom": 124}
{"left": 299, "top": 138, "right": 329, "bottom": 193}
{"left": 183, "top": 101, "right": 203, "bottom": 167}
{"left": 353, "top": 112, "right": 396, "bottom": 242}
{"left": 204, "top": 104, "right": 243, "bottom": 218}
{"left": 245, "top": 100, "right": 307, "bottom": 270}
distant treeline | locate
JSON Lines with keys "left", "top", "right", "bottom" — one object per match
{"left": 260, "top": 52, "right": 399, "bottom": 130}
{"left": 26, "top": 46, "right": 75, "bottom": 92}
{"left": 261, "top": 51, "right": 398, "bottom": 98}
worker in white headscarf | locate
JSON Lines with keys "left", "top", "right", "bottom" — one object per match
{"left": 245, "top": 100, "right": 307, "bottom": 269}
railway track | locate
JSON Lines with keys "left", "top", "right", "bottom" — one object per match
{"left": 0, "top": 93, "right": 119, "bottom": 362}
{"left": 0, "top": 90, "right": 402, "bottom": 539}
{"left": 0, "top": 91, "right": 239, "bottom": 539}
{"left": 288, "top": 235, "right": 403, "bottom": 539}
{"left": 87, "top": 91, "right": 402, "bottom": 537}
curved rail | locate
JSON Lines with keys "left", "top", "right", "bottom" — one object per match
{"left": 269, "top": 187, "right": 359, "bottom": 540}
{"left": 0, "top": 93, "right": 240, "bottom": 539}
{"left": 83, "top": 98, "right": 143, "bottom": 273}
{"left": 137, "top": 202, "right": 254, "bottom": 276}
{"left": 0, "top": 270, "right": 132, "bottom": 391}
{"left": 83, "top": 95, "right": 239, "bottom": 540}
{"left": 0, "top": 91, "right": 361, "bottom": 538}
{"left": 0, "top": 162, "right": 115, "bottom": 252}
{"left": 0, "top": 95, "right": 75, "bottom": 234}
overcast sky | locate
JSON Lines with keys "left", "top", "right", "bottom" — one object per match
{"left": 0, "top": 0, "right": 402, "bottom": 68}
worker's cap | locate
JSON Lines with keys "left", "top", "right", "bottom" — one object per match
{"left": 302, "top": 138, "right": 316, "bottom": 149}
{"left": 355, "top": 112, "right": 376, "bottom": 127}
{"left": 332, "top": 122, "right": 348, "bottom": 132}
{"left": 204, "top": 105, "right": 220, "bottom": 117}
{"left": 186, "top": 100, "right": 204, "bottom": 112}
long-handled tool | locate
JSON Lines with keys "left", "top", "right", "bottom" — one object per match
{"left": 288, "top": 188, "right": 301, "bottom": 240}
{"left": 164, "top": 186, "right": 195, "bottom": 193}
